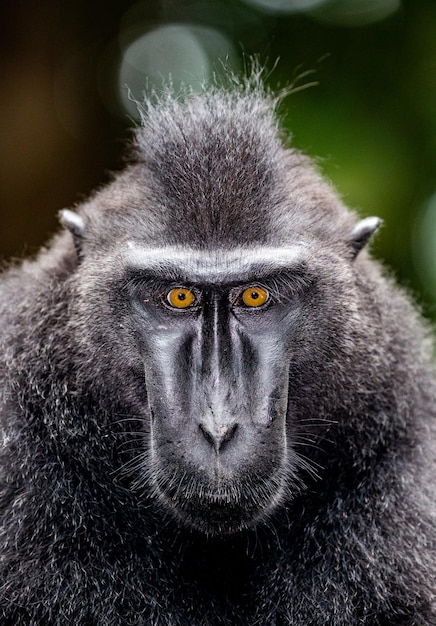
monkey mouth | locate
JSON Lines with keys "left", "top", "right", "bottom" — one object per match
{"left": 167, "top": 492, "right": 265, "bottom": 535}
{"left": 152, "top": 464, "right": 287, "bottom": 535}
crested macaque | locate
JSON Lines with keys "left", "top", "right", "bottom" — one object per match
{"left": 0, "top": 80, "right": 435, "bottom": 625}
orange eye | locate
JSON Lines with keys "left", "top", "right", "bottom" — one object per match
{"left": 241, "top": 286, "right": 269, "bottom": 308}
{"left": 167, "top": 287, "right": 196, "bottom": 309}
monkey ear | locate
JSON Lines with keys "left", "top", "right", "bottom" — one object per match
{"left": 348, "top": 216, "right": 381, "bottom": 259}
{"left": 59, "top": 209, "right": 85, "bottom": 258}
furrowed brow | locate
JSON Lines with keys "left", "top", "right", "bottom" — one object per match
{"left": 123, "top": 244, "right": 308, "bottom": 285}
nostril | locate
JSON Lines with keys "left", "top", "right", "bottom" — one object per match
{"left": 199, "top": 423, "right": 215, "bottom": 448}
{"left": 199, "top": 422, "right": 238, "bottom": 453}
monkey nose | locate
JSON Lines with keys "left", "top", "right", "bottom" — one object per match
{"left": 198, "top": 422, "right": 238, "bottom": 453}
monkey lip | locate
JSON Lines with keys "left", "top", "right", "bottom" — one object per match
{"left": 200, "top": 491, "right": 238, "bottom": 503}
{"left": 153, "top": 463, "right": 287, "bottom": 534}
{"left": 164, "top": 482, "right": 244, "bottom": 509}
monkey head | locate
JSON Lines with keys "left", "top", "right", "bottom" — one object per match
{"left": 61, "top": 89, "right": 381, "bottom": 535}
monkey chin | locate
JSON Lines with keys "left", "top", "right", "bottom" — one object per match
{"left": 152, "top": 467, "right": 289, "bottom": 536}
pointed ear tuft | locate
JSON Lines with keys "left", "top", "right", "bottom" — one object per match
{"left": 59, "top": 209, "right": 85, "bottom": 258}
{"left": 59, "top": 209, "right": 85, "bottom": 237}
{"left": 348, "top": 217, "right": 381, "bottom": 259}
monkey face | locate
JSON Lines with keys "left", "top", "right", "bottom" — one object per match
{"left": 69, "top": 230, "right": 372, "bottom": 537}
{"left": 112, "top": 243, "right": 326, "bottom": 535}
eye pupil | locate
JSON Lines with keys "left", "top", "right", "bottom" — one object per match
{"left": 177, "top": 293, "right": 186, "bottom": 301}
{"left": 250, "top": 291, "right": 259, "bottom": 299}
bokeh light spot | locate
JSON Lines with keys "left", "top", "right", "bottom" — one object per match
{"left": 118, "top": 23, "right": 238, "bottom": 118}
{"left": 242, "top": 0, "right": 400, "bottom": 24}
{"left": 241, "top": 0, "right": 327, "bottom": 13}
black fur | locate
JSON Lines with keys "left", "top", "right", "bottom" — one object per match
{"left": 0, "top": 80, "right": 435, "bottom": 625}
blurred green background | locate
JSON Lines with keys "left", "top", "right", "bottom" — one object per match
{"left": 1, "top": 0, "right": 436, "bottom": 318}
